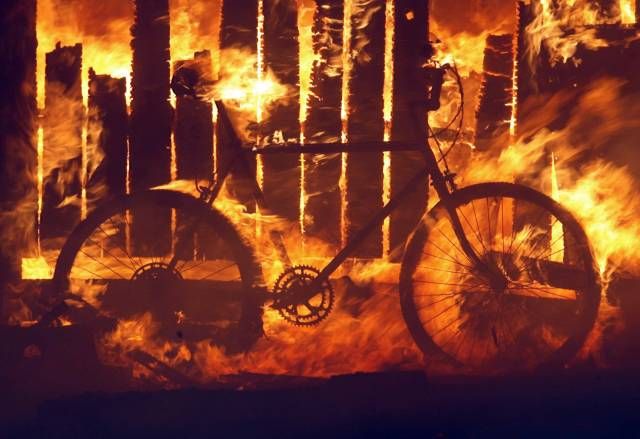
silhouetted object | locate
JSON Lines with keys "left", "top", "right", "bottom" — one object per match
{"left": 302, "top": 0, "right": 344, "bottom": 248}
{"left": 389, "top": 0, "right": 429, "bottom": 260}
{"left": 130, "top": 0, "right": 172, "bottom": 256}
{"left": 0, "top": 0, "right": 37, "bottom": 313}
{"left": 475, "top": 34, "right": 514, "bottom": 153}
{"left": 262, "top": 0, "right": 301, "bottom": 228}
{"left": 128, "top": 349, "right": 196, "bottom": 387}
{"left": 41, "top": 43, "right": 83, "bottom": 244}
{"left": 174, "top": 52, "right": 214, "bottom": 185}
{"left": 344, "top": 0, "right": 386, "bottom": 257}
{"left": 87, "top": 69, "right": 128, "bottom": 209}
{"left": 173, "top": 51, "right": 215, "bottom": 258}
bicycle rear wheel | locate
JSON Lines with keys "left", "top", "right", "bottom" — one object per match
{"left": 52, "top": 190, "right": 264, "bottom": 351}
{"left": 399, "top": 183, "right": 600, "bottom": 373}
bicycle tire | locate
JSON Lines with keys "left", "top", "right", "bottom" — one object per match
{"left": 399, "top": 182, "right": 601, "bottom": 373}
{"left": 52, "top": 189, "right": 264, "bottom": 350}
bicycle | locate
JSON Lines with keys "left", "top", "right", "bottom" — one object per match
{"left": 48, "top": 65, "right": 601, "bottom": 375}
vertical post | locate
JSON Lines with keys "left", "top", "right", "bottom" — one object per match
{"left": 130, "top": 0, "right": 172, "bottom": 256}
{"left": 302, "top": 0, "right": 344, "bottom": 249}
{"left": 174, "top": 51, "right": 214, "bottom": 184}
{"left": 0, "top": 0, "right": 37, "bottom": 315}
{"left": 87, "top": 69, "right": 128, "bottom": 208}
{"left": 344, "top": 0, "right": 386, "bottom": 258}
{"left": 474, "top": 34, "right": 515, "bottom": 153}
{"left": 41, "top": 43, "right": 83, "bottom": 245}
{"left": 173, "top": 51, "right": 214, "bottom": 258}
{"left": 218, "top": 0, "right": 258, "bottom": 219}
{"left": 389, "top": 0, "right": 429, "bottom": 260}
{"left": 262, "top": 0, "right": 301, "bottom": 228}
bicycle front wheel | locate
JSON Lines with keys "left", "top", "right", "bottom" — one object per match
{"left": 399, "top": 183, "right": 600, "bottom": 373}
{"left": 52, "top": 189, "right": 264, "bottom": 351}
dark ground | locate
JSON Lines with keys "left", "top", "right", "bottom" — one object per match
{"left": 2, "top": 368, "right": 639, "bottom": 438}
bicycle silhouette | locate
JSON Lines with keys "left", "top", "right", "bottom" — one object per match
{"left": 49, "top": 64, "right": 600, "bottom": 375}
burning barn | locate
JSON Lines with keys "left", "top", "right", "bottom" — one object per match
{"left": 1, "top": 0, "right": 640, "bottom": 434}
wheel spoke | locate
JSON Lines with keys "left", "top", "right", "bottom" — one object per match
{"left": 404, "top": 189, "right": 599, "bottom": 373}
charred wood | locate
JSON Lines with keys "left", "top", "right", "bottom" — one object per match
{"left": 41, "top": 43, "right": 83, "bottom": 244}
{"left": 174, "top": 51, "right": 214, "bottom": 185}
{"left": 0, "top": 0, "right": 37, "bottom": 317}
{"left": 389, "top": 0, "right": 429, "bottom": 260}
{"left": 130, "top": 0, "right": 172, "bottom": 256}
{"left": 87, "top": 69, "right": 128, "bottom": 209}
{"left": 475, "top": 34, "right": 514, "bottom": 153}
{"left": 344, "top": 0, "right": 385, "bottom": 257}
{"left": 174, "top": 51, "right": 215, "bottom": 259}
{"left": 302, "top": 0, "right": 344, "bottom": 248}
{"left": 262, "top": 0, "right": 301, "bottom": 227}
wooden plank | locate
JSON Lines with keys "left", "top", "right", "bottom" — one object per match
{"left": 302, "top": 0, "right": 344, "bottom": 248}
{"left": 389, "top": 0, "right": 429, "bottom": 260}
{"left": 0, "top": 0, "right": 37, "bottom": 301}
{"left": 41, "top": 43, "right": 83, "bottom": 244}
{"left": 344, "top": 0, "right": 385, "bottom": 258}
{"left": 173, "top": 51, "right": 215, "bottom": 259}
{"left": 86, "top": 69, "right": 128, "bottom": 209}
{"left": 262, "top": 0, "right": 301, "bottom": 227}
{"left": 474, "top": 34, "right": 514, "bottom": 153}
{"left": 130, "top": 0, "right": 172, "bottom": 257}
{"left": 174, "top": 52, "right": 214, "bottom": 185}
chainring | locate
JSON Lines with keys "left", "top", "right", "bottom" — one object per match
{"left": 271, "top": 265, "right": 335, "bottom": 327}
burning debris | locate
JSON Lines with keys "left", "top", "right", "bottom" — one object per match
{"left": 1, "top": 0, "right": 640, "bottom": 393}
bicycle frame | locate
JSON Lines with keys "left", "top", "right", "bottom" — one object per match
{"left": 199, "top": 100, "right": 487, "bottom": 290}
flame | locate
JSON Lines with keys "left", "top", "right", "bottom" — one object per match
{"left": 21, "top": 255, "right": 54, "bottom": 280}
{"left": 467, "top": 78, "right": 640, "bottom": 280}
{"left": 36, "top": 0, "right": 134, "bottom": 108}
{"left": 297, "top": 0, "right": 316, "bottom": 130}
{"left": 17, "top": 0, "right": 640, "bottom": 380}
{"left": 214, "top": 48, "right": 291, "bottom": 142}
{"left": 620, "top": 0, "right": 636, "bottom": 24}
{"left": 549, "top": 151, "right": 563, "bottom": 262}
{"left": 36, "top": 124, "right": 44, "bottom": 252}
{"left": 523, "top": 0, "right": 623, "bottom": 70}
{"left": 381, "top": 0, "right": 394, "bottom": 257}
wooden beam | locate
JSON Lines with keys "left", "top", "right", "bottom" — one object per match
{"left": 262, "top": 0, "right": 301, "bottom": 228}
{"left": 87, "top": 69, "right": 128, "bottom": 209}
{"left": 0, "top": 0, "right": 37, "bottom": 316}
{"left": 302, "top": 0, "right": 344, "bottom": 248}
{"left": 475, "top": 34, "right": 514, "bottom": 152}
{"left": 173, "top": 51, "right": 215, "bottom": 259}
{"left": 344, "top": 0, "right": 386, "bottom": 257}
{"left": 130, "top": 0, "right": 172, "bottom": 256}
{"left": 41, "top": 43, "right": 83, "bottom": 245}
{"left": 389, "top": 0, "right": 429, "bottom": 260}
